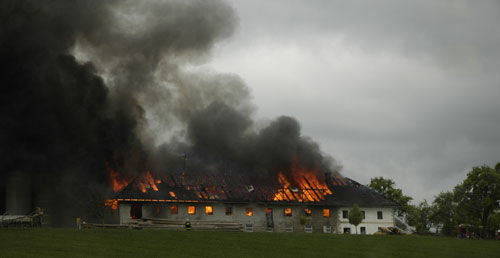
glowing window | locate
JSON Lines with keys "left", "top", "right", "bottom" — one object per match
{"left": 323, "top": 209, "right": 330, "bottom": 218}
{"left": 304, "top": 208, "right": 312, "bottom": 216}
{"left": 225, "top": 206, "right": 233, "bottom": 215}
{"left": 266, "top": 208, "right": 273, "bottom": 214}
{"left": 170, "top": 205, "right": 178, "bottom": 215}
{"left": 188, "top": 206, "right": 196, "bottom": 215}
{"left": 284, "top": 208, "right": 292, "bottom": 217}
{"left": 246, "top": 208, "right": 253, "bottom": 216}
{"left": 205, "top": 206, "right": 213, "bottom": 215}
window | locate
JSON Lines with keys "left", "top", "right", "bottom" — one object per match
{"left": 188, "top": 206, "right": 196, "bottom": 215}
{"left": 361, "top": 211, "right": 365, "bottom": 219}
{"left": 205, "top": 205, "right": 213, "bottom": 215}
{"left": 343, "top": 227, "right": 351, "bottom": 234}
{"left": 304, "top": 208, "right": 312, "bottom": 216}
{"left": 360, "top": 227, "right": 366, "bottom": 234}
{"left": 170, "top": 205, "right": 178, "bottom": 215}
{"left": 342, "top": 210, "right": 348, "bottom": 219}
{"left": 377, "top": 211, "right": 383, "bottom": 219}
{"left": 154, "top": 206, "right": 161, "bottom": 216}
{"left": 245, "top": 224, "right": 253, "bottom": 232}
{"left": 246, "top": 208, "right": 253, "bottom": 216}
{"left": 130, "top": 204, "right": 142, "bottom": 219}
{"left": 284, "top": 208, "right": 292, "bottom": 217}
{"left": 323, "top": 209, "right": 330, "bottom": 218}
{"left": 225, "top": 206, "right": 233, "bottom": 215}
{"left": 266, "top": 208, "right": 273, "bottom": 214}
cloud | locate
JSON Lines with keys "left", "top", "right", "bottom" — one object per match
{"left": 206, "top": 0, "right": 500, "bottom": 201}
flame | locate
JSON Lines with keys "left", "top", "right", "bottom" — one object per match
{"left": 323, "top": 208, "right": 330, "bottom": 218}
{"left": 246, "top": 208, "right": 253, "bottom": 216}
{"left": 105, "top": 199, "right": 118, "bottom": 210}
{"left": 106, "top": 164, "right": 130, "bottom": 192}
{"left": 188, "top": 205, "right": 196, "bottom": 215}
{"left": 205, "top": 205, "right": 213, "bottom": 215}
{"left": 272, "top": 160, "right": 332, "bottom": 202}
{"left": 169, "top": 191, "right": 176, "bottom": 198}
{"left": 284, "top": 207, "right": 292, "bottom": 216}
{"left": 137, "top": 170, "right": 160, "bottom": 193}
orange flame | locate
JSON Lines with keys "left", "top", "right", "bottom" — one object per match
{"left": 137, "top": 170, "right": 160, "bottom": 193}
{"left": 107, "top": 164, "right": 130, "bottom": 193}
{"left": 272, "top": 160, "right": 332, "bottom": 202}
{"left": 105, "top": 199, "right": 118, "bottom": 210}
{"left": 205, "top": 205, "right": 213, "bottom": 215}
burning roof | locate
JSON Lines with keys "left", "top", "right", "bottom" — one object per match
{"left": 111, "top": 172, "right": 398, "bottom": 207}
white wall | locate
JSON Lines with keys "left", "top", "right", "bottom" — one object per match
{"left": 337, "top": 207, "right": 394, "bottom": 234}
{"left": 119, "top": 202, "right": 394, "bottom": 234}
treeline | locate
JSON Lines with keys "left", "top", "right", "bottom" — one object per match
{"left": 369, "top": 162, "right": 500, "bottom": 239}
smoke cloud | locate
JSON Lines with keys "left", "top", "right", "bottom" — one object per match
{"left": 0, "top": 0, "right": 339, "bottom": 225}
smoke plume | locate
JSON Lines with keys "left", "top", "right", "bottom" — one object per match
{"left": 0, "top": 0, "right": 339, "bottom": 225}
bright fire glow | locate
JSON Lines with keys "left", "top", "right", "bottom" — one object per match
{"left": 304, "top": 208, "right": 312, "bottom": 216}
{"left": 246, "top": 208, "right": 253, "bottom": 216}
{"left": 107, "top": 164, "right": 130, "bottom": 192}
{"left": 105, "top": 199, "right": 118, "bottom": 210}
{"left": 137, "top": 170, "right": 160, "bottom": 193}
{"left": 188, "top": 206, "right": 196, "bottom": 215}
{"left": 205, "top": 206, "right": 213, "bottom": 215}
{"left": 323, "top": 209, "right": 330, "bottom": 218}
{"left": 272, "top": 159, "right": 332, "bottom": 202}
{"left": 284, "top": 207, "right": 292, "bottom": 216}
{"left": 169, "top": 191, "right": 176, "bottom": 198}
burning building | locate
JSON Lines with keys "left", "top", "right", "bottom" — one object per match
{"left": 1, "top": 0, "right": 396, "bottom": 231}
{"left": 107, "top": 164, "right": 398, "bottom": 234}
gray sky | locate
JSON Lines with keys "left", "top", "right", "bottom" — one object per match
{"left": 201, "top": 0, "right": 500, "bottom": 202}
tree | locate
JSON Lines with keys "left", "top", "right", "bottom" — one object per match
{"left": 369, "top": 177, "right": 413, "bottom": 216}
{"left": 349, "top": 204, "right": 363, "bottom": 234}
{"left": 454, "top": 164, "right": 500, "bottom": 238}
{"left": 487, "top": 212, "right": 500, "bottom": 237}
{"left": 407, "top": 200, "right": 432, "bottom": 234}
{"left": 429, "top": 191, "right": 457, "bottom": 236}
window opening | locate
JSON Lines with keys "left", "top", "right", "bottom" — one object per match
{"left": 188, "top": 206, "right": 196, "bottom": 215}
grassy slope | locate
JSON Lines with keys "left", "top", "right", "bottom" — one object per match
{"left": 0, "top": 229, "right": 499, "bottom": 258}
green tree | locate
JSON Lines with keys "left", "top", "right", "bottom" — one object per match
{"left": 487, "top": 212, "right": 500, "bottom": 237}
{"left": 430, "top": 191, "right": 457, "bottom": 236}
{"left": 349, "top": 204, "right": 363, "bottom": 234}
{"left": 454, "top": 164, "right": 500, "bottom": 238}
{"left": 369, "top": 177, "right": 412, "bottom": 216}
{"left": 407, "top": 200, "right": 432, "bottom": 234}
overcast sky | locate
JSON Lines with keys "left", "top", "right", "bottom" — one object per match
{"left": 200, "top": 0, "right": 500, "bottom": 202}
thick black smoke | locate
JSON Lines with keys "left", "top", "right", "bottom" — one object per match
{"left": 151, "top": 102, "right": 339, "bottom": 184}
{"left": 0, "top": 0, "right": 339, "bottom": 225}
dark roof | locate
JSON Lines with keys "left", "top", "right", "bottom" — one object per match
{"left": 324, "top": 178, "right": 399, "bottom": 207}
{"left": 114, "top": 174, "right": 398, "bottom": 207}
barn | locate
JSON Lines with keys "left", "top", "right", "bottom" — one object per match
{"left": 111, "top": 173, "right": 398, "bottom": 234}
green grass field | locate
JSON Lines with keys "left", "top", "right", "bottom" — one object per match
{"left": 0, "top": 229, "right": 499, "bottom": 258}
